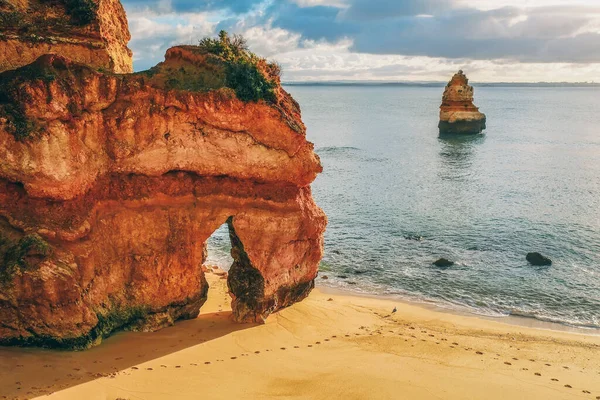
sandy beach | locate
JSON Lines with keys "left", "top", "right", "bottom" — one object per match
{"left": 1, "top": 270, "right": 599, "bottom": 400}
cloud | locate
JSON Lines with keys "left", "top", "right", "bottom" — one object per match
{"left": 127, "top": 10, "right": 217, "bottom": 70}
{"left": 267, "top": 0, "right": 600, "bottom": 63}
{"left": 122, "top": 0, "right": 262, "bottom": 13}
{"left": 122, "top": 0, "right": 600, "bottom": 81}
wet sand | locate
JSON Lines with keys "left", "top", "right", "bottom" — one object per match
{"left": 1, "top": 271, "right": 599, "bottom": 400}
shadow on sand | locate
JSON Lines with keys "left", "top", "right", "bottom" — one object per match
{"left": 0, "top": 310, "right": 257, "bottom": 399}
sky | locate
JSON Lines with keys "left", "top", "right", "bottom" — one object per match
{"left": 122, "top": 0, "right": 600, "bottom": 82}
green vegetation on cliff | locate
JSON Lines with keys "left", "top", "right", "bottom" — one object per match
{"left": 64, "top": 0, "right": 98, "bottom": 25}
{"left": 0, "top": 233, "right": 50, "bottom": 283}
{"left": 198, "top": 31, "right": 280, "bottom": 103}
{"left": 0, "top": 60, "right": 57, "bottom": 140}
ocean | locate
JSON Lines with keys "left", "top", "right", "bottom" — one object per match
{"left": 207, "top": 84, "right": 600, "bottom": 330}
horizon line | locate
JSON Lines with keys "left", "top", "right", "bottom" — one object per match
{"left": 282, "top": 80, "right": 600, "bottom": 87}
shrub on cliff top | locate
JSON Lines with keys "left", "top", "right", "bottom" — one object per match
{"left": 198, "top": 31, "right": 279, "bottom": 103}
{"left": 64, "top": 0, "right": 98, "bottom": 25}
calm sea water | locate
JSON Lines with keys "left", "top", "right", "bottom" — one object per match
{"left": 207, "top": 85, "right": 600, "bottom": 330}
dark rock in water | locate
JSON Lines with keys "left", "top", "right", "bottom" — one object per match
{"left": 526, "top": 253, "right": 552, "bottom": 266}
{"left": 438, "top": 119, "right": 486, "bottom": 135}
{"left": 433, "top": 258, "right": 454, "bottom": 267}
{"left": 337, "top": 275, "right": 349, "bottom": 279}
{"left": 347, "top": 281, "right": 357, "bottom": 285}
{"left": 405, "top": 235, "right": 424, "bottom": 241}
{"left": 321, "top": 275, "right": 329, "bottom": 280}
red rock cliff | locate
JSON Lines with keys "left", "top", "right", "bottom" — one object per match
{"left": 0, "top": 9, "right": 326, "bottom": 348}
{"left": 0, "top": 0, "right": 132, "bottom": 73}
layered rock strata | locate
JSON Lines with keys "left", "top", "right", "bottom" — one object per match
{"left": 438, "top": 70, "right": 486, "bottom": 135}
{"left": 0, "top": 10, "right": 326, "bottom": 348}
{"left": 0, "top": 0, "right": 132, "bottom": 73}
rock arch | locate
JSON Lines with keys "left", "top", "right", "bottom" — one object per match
{"left": 0, "top": 2, "right": 326, "bottom": 348}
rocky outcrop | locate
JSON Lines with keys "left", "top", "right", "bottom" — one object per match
{"left": 0, "top": 10, "right": 326, "bottom": 348}
{"left": 438, "top": 70, "right": 486, "bottom": 135}
{"left": 0, "top": 0, "right": 132, "bottom": 73}
{"left": 526, "top": 252, "right": 552, "bottom": 266}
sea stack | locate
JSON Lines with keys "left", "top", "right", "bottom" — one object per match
{"left": 438, "top": 70, "right": 486, "bottom": 135}
{"left": 0, "top": 2, "right": 326, "bottom": 348}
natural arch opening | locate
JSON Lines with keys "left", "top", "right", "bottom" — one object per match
{"left": 203, "top": 222, "right": 233, "bottom": 273}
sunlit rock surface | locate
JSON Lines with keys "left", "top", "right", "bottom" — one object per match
{"left": 0, "top": 3, "right": 326, "bottom": 349}
{"left": 438, "top": 70, "right": 486, "bottom": 135}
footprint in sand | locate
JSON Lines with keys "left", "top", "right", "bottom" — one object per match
{"left": 551, "top": 378, "right": 558, "bottom": 381}
{"left": 534, "top": 372, "right": 541, "bottom": 376}
{"left": 476, "top": 351, "right": 483, "bottom": 355}
{"left": 564, "top": 385, "right": 572, "bottom": 388}
{"left": 204, "top": 362, "right": 211, "bottom": 365}
{"left": 161, "top": 365, "right": 167, "bottom": 368}
{"left": 512, "top": 358, "right": 518, "bottom": 361}
{"left": 131, "top": 367, "right": 139, "bottom": 370}
{"left": 545, "top": 363, "right": 551, "bottom": 366}
{"left": 255, "top": 351, "right": 261, "bottom": 354}
{"left": 582, "top": 390, "right": 591, "bottom": 394}
{"left": 294, "top": 346, "right": 300, "bottom": 349}
{"left": 308, "top": 344, "right": 313, "bottom": 347}
{"left": 231, "top": 357, "right": 237, "bottom": 360}
{"left": 146, "top": 368, "right": 153, "bottom": 371}
{"left": 529, "top": 359, "right": 535, "bottom": 362}
{"left": 345, "top": 334, "right": 350, "bottom": 337}
{"left": 324, "top": 339, "right": 330, "bottom": 342}
{"left": 175, "top": 365, "right": 182, "bottom": 368}
{"left": 563, "top": 366, "right": 569, "bottom": 369}
{"left": 521, "top": 368, "right": 528, "bottom": 371}
{"left": 315, "top": 341, "right": 321, "bottom": 345}
{"left": 504, "top": 362, "right": 512, "bottom": 366}
{"left": 452, "top": 342, "right": 459, "bottom": 345}
{"left": 280, "top": 347, "right": 286, "bottom": 350}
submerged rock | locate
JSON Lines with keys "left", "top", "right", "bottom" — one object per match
{"left": 0, "top": 5, "right": 326, "bottom": 349}
{"left": 526, "top": 253, "right": 552, "bottom": 266}
{"left": 433, "top": 258, "right": 454, "bottom": 268}
{"left": 438, "top": 70, "right": 486, "bottom": 135}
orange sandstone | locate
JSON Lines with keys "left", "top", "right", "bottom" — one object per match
{"left": 0, "top": 0, "right": 132, "bottom": 73}
{"left": 439, "top": 70, "right": 486, "bottom": 135}
{"left": 0, "top": 4, "right": 326, "bottom": 349}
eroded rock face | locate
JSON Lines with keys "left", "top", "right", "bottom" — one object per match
{"left": 439, "top": 70, "right": 486, "bottom": 135}
{"left": 0, "top": 13, "right": 326, "bottom": 348}
{"left": 0, "top": 0, "right": 132, "bottom": 73}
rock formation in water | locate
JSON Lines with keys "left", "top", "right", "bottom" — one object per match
{"left": 0, "top": 0, "right": 132, "bottom": 73}
{"left": 438, "top": 70, "right": 486, "bottom": 135}
{"left": 526, "top": 252, "right": 552, "bottom": 266}
{"left": 0, "top": 3, "right": 326, "bottom": 349}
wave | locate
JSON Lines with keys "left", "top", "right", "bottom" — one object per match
{"left": 317, "top": 278, "right": 600, "bottom": 331}
{"left": 316, "top": 146, "right": 360, "bottom": 154}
